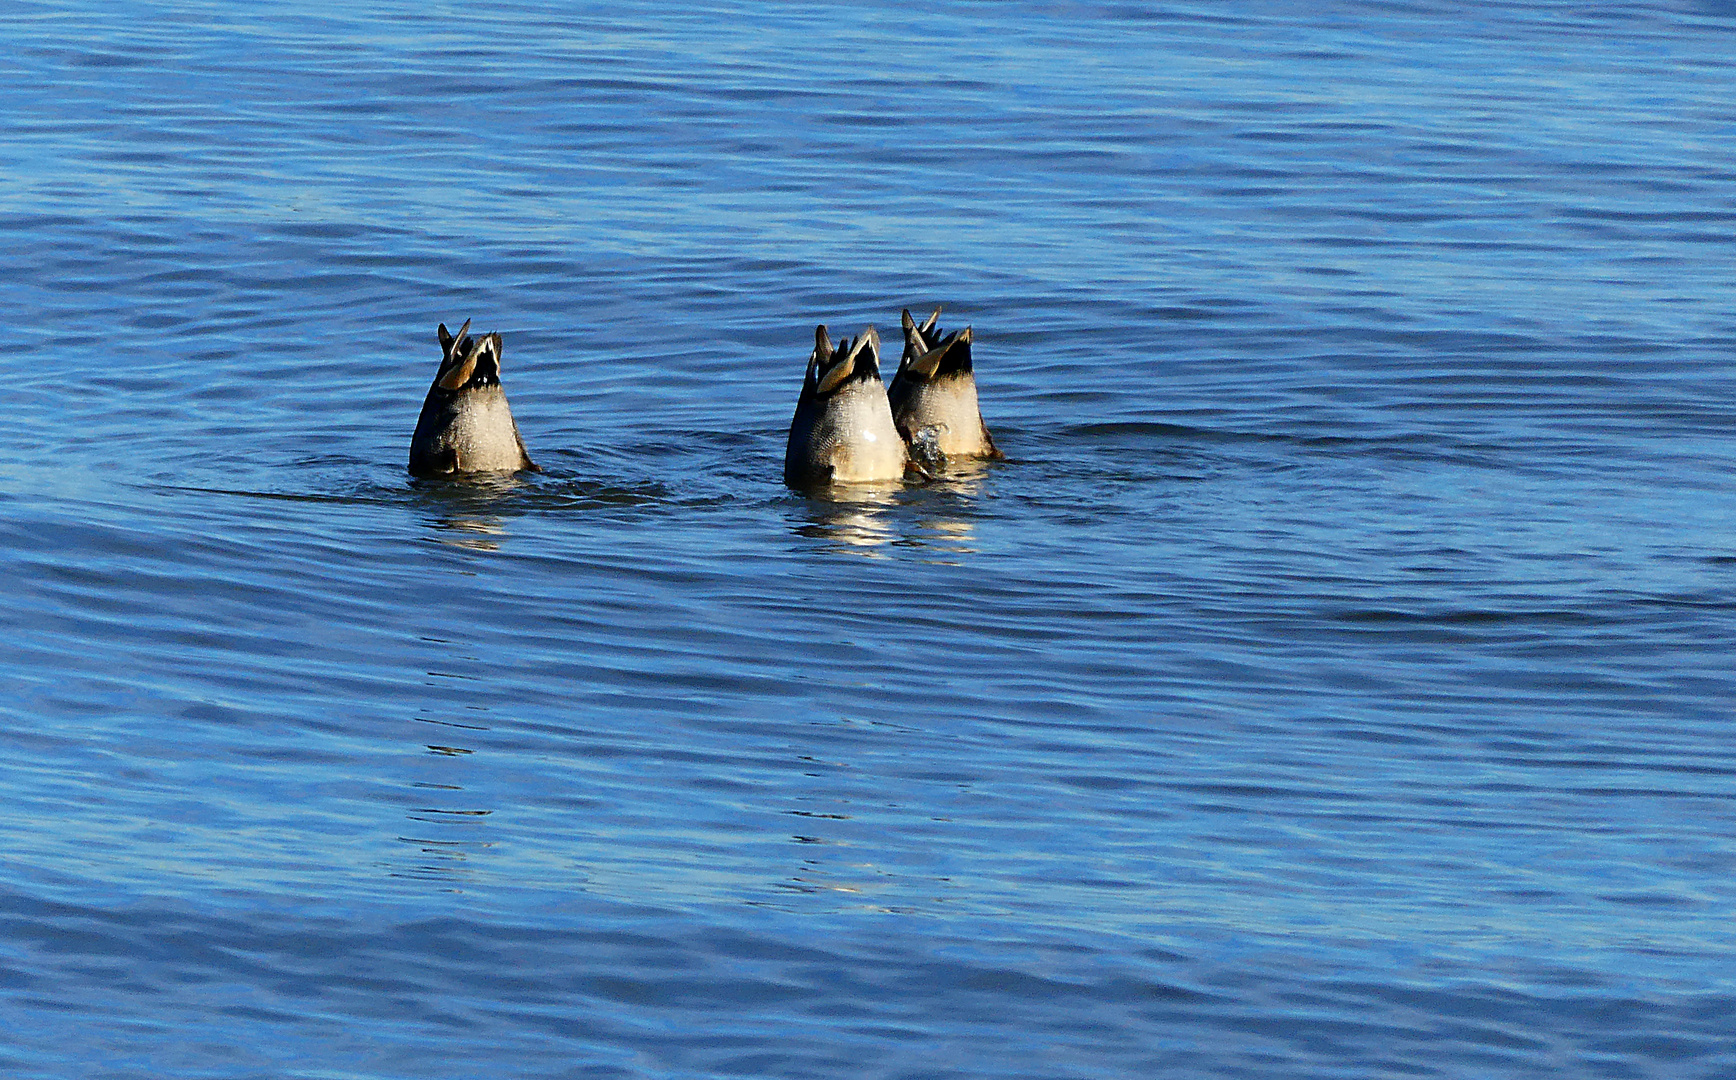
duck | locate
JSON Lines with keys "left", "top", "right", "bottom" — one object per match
{"left": 783, "top": 324, "right": 914, "bottom": 490}
{"left": 888, "top": 306, "right": 1002, "bottom": 470}
{"left": 408, "top": 320, "right": 536, "bottom": 477}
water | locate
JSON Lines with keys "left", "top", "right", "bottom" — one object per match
{"left": 3, "top": 1, "right": 1735, "bottom": 1075}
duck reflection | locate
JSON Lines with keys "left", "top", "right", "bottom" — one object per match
{"left": 916, "top": 516, "right": 977, "bottom": 555}
{"left": 430, "top": 514, "right": 507, "bottom": 551}
{"left": 411, "top": 471, "right": 527, "bottom": 552}
{"left": 789, "top": 468, "right": 994, "bottom": 558}
{"left": 790, "top": 483, "right": 901, "bottom": 554}
{"left": 927, "top": 458, "right": 994, "bottom": 490}
{"left": 913, "top": 464, "right": 990, "bottom": 555}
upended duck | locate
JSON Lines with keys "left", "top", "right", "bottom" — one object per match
{"left": 888, "top": 306, "right": 1002, "bottom": 470}
{"left": 783, "top": 324, "right": 915, "bottom": 490}
{"left": 409, "top": 320, "right": 536, "bottom": 477}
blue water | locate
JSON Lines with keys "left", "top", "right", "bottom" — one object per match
{"left": 3, "top": 1, "right": 1735, "bottom": 1076}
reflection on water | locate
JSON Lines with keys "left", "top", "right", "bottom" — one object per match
{"left": 790, "top": 468, "right": 994, "bottom": 557}
{"left": 927, "top": 460, "right": 994, "bottom": 488}
{"left": 915, "top": 465, "right": 988, "bottom": 557}
{"left": 916, "top": 516, "right": 976, "bottom": 556}
{"left": 410, "top": 472, "right": 529, "bottom": 551}
{"left": 430, "top": 514, "right": 507, "bottom": 551}
{"left": 791, "top": 484, "right": 901, "bottom": 554}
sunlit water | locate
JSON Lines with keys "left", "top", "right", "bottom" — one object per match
{"left": 2, "top": 2, "right": 1734, "bottom": 1076}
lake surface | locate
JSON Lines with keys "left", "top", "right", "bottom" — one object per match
{"left": 3, "top": 1, "right": 1734, "bottom": 1075}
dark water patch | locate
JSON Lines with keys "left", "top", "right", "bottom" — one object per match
{"left": 1336, "top": 606, "right": 1607, "bottom": 628}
